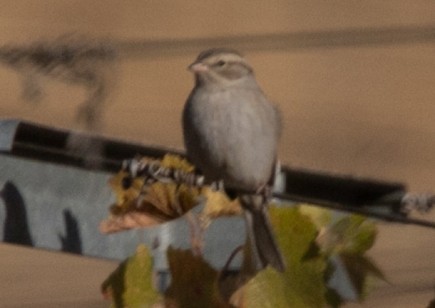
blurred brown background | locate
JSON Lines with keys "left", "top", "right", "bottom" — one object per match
{"left": 0, "top": 1, "right": 434, "bottom": 307}
{"left": 1, "top": 1, "right": 435, "bottom": 190}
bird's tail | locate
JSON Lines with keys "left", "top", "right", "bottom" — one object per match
{"left": 240, "top": 195, "right": 286, "bottom": 272}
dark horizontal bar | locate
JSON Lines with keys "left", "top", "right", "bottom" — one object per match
{"left": 1, "top": 119, "right": 407, "bottom": 209}
{"left": 282, "top": 166, "right": 405, "bottom": 207}
{"left": 2, "top": 120, "right": 180, "bottom": 172}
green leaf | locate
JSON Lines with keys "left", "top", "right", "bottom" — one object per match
{"left": 319, "top": 215, "right": 377, "bottom": 255}
{"left": 319, "top": 214, "right": 385, "bottom": 302}
{"left": 101, "top": 244, "right": 162, "bottom": 308}
{"left": 325, "top": 287, "right": 344, "bottom": 308}
{"left": 236, "top": 207, "right": 328, "bottom": 308}
{"left": 340, "top": 253, "right": 386, "bottom": 300}
{"left": 165, "top": 247, "right": 231, "bottom": 308}
{"left": 299, "top": 204, "right": 332, "bottom": 229}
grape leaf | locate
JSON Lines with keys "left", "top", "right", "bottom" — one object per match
{"left": 233, "top": 207, "right": 328, "bottom": 308}
{"left": 320, "top": 215, "right": 377, "bottom": 255}
{"left": 340, "top": 253, "right": 386, "bottom": 300}
{"left": 165, "top": 247, "right": 231, "bottom": 308}
{"left": 318, "top": 214, "right": 384, "bottom": 302}
{"left": 299, "top": 204, "right": 332, "bottom": 229}
{"left": 102, "top": 244, "right": 162, "bottom": 307}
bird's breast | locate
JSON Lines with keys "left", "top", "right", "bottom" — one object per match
{"left": 183, "top": 87, "right": 278, "bottom": 189}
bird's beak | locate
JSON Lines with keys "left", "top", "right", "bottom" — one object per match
{"left": 188, "top": 62, "right": 208, "bottom": 73}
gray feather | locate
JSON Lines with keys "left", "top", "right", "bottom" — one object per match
{"left": 182, "top": 48, "right": 286, "bottom": 271}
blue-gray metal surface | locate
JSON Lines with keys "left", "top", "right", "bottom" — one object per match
{"left": 0, "top": 118, "right": 246, "bottom": 269}
{"left": 0, "top": 118, "right": 412, "bottom": 271}
{"left": 0, "top": 119, "right": 19, "bottom": 151}
{"left": 0, "top": 118, "right": 417, "bottom": 298}
{"left": 0, "top": 154, "right": 246, "bottom": 269}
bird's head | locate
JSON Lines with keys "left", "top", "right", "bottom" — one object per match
{"left": 188, "top": 48, "right": 254, "bottom": 87}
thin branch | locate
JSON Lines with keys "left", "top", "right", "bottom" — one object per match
{"left": 273, "top": 192, "right": 435, "bottom": 229}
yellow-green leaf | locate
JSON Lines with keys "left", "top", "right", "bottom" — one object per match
{"left": 320, "top": 215, "right": 377, "bottom": 255}
{"left": 235, "top": 207, "right": 328, "bottom": 308}
{"left": 102, "top": 244, "right": 162, "bottom": 307}
{"left": 299, "top": 204, "right": 332, "bottom": 229}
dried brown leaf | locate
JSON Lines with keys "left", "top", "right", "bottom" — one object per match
{"left": 201, "top": 188, "right": 242, "bottom": 220}
{"left": 102, "top": 155, "right": 202, "bottom": 233}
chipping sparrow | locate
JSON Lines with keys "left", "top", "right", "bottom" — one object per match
{"left": 182, "top": 48, "right": 285, "bottom": 272}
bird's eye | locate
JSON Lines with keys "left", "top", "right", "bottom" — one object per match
{"left": 216, "top": 60, "right": 226, "bottom": 67}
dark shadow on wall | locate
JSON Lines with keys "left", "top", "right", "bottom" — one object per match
{"left": 59, "top": 209, "right": 82, "bottom": 254}
{"left": 1, "top": 182, "right": 83, "bottom": 254}
{"left": 0, "top": 181, "right": 34, "bottom": 246}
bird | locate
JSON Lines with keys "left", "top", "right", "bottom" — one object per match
{"left": 182, "top": 48, "right": 286, "bottom": 272}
